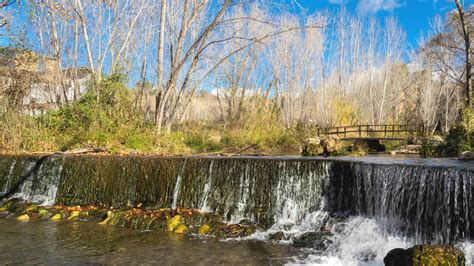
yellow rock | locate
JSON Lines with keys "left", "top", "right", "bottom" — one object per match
{"left": 0, "top": 207, "right": 7, "bottom": 212}
{"left": 24, "top": 205, "right": 38, "bottom": 212}
{"left": 99, "top": 211, "right": 113, "bottom": 225}
{"left": 174, "top": 224, "right": 188, "bottom": 234}
{"left": 166, "top": 215, "right": 182, "bottom": 232}
{"left": 198, "top": 224, "right": 211, "bottom": 235}
{"left": 67, "top": 211, "right": 80, "bottom": 220}
{"left": 17, "top": 214, "right": 30, "bottom": 221}
{"left": 51, "top": 214, "right": 62, "bottom": 220}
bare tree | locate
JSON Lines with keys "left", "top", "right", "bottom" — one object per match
{"left": 454, "top": 0, "right": 472, "bottom": 109}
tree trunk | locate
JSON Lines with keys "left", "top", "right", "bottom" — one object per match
{"left": 76, "top": 0, "right": 97, "bottom": 102}
{"left": 455, "top": 0, "right": 472, "bottom": 109}
{"left": 155, "top": 0, "right": 167, "bottom": 133}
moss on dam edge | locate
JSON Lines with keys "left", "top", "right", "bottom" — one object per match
{"left": 0, "top": 199, "right": 257, "bottom": 238}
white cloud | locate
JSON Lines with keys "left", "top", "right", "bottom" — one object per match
{"left": 356, "top": 0, "right": 403, "bottom": 15}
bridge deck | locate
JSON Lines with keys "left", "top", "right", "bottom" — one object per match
{"left": 317, "top": 124, "right": 421, "bottom": 140}
{"left": 341, "top": 137, "right": 405, "bottom": 141}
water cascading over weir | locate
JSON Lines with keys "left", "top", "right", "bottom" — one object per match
{"left": 0, "top": 154, "right": 472, "bottom": 245}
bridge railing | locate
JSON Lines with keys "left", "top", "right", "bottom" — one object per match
{"left": 317, "top": 124, "right": 421, "bottom": 139}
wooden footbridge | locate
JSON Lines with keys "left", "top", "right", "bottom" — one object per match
{"left": 317, "top": 124, "right": 421, "bottom": 141}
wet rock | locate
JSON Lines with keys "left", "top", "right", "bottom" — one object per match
{"left": 51, "top": 213, "right": 62, "bottom": 220}
{"left": 17, "top": 214, "right": 30, "bottom": 221}
{"left": 214, "top": 224, "right": 257, "bottom": 238}
{"left": 269, "top": 231, "right": 286, "bottom": 241}
{"left": 384, "top": 245, "right": 465, "bottom": 266}
{"left": 67, "top": 211, "right": 80, "bottom": 220}
{"left": 174, "top": 224, "right": 188, "bottom": 234}
{"left": 238, "top": 219, "right": 253, "bottom": 226}
{"left": 198, "top": 224, "right": 211, "bottom": 235}
{"left": 166, "top": 215, "right": 182, "bottom": 231}
{"left": 384, "top": 248, "right": 411, "bottom": 266}
{"left": 292, "top": 232, "right": 332, "bottom": 249}
{"left": 24, "top": 205, "right": 38, "bottom": 213}
{"left": 8, "top": 200, "right": 29, "bottom": 214}
{"left": 87, "top": 209, "right": 109, "bottom": 221}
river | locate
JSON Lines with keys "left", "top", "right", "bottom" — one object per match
{"left": 0, "top": 155, "right": 473, "bottom": 265}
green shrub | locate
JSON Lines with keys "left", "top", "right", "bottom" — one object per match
{"left": 439, "top": 109, "right": 473, "bottom": 157}
{"left": 420, "top": 138, "right": 436, "bottom": 157}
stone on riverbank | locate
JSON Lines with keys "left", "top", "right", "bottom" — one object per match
{"left": 459, "top": 151, "right": 474, "bottom": 161}
{"left": 384, "top": 245, "right": 465, "bottom": 266}
{"left": 320, "top": 136, "right": 339, "bottom": 156}
{"left": 301, "top": 138, "right": 322, "bottom": 156}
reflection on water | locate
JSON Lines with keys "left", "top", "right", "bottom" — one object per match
{"left": 0, "top": 219, "right": 297, "bottom": 265}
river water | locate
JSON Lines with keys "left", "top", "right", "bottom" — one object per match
{"left": 1, "top": 155, "right": 473, "bottom": 265}
{"left": 0, "top": 219, "right": 298, "bottom": 265}
{"left": 1, "top": 217, "right": 472, "bottom": 265}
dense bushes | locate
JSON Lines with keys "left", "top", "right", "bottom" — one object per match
{"left": 437, "top": 109, "right": 473, "bottom": 157}
{"left": 0, "top": 76, "right": 301, "bottom": 155}
{"left": 1, "top": 74, "right": 471, "bottom": 156}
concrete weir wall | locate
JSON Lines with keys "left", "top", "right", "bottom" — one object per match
{"left": 0, "top": 154, "right": 473, "bottom": 244}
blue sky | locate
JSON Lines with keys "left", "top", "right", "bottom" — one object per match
{"left": 285, "top": 0, "right": 460, "bottom": 48}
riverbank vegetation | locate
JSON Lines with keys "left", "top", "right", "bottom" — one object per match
{"left": 0, "top": 1, "right": 472, "bottom": 156}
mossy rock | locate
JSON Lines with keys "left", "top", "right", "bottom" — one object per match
{"left": 17, "top": 214, "right": 30, "bottom": 221}
{"left": 50, "top": 213, "right": 62, "bottom": 220}
{"left": 87, "top": 209, "right": 109, "bottom": 221}
{"left": 5, "top": 200, "right": 29, "bottom": 215}
{"left": 174, "top": 224, "right": 188, "bottom": 234}
{"left": 67, "top": 211, "right": 80, "bottom": 220}
{"left": 166, "top": 215, "right": 182, "bottom": 232}
{"left": 384, "top": 245, "right": 465, "bottom": 266}
{"left": 269, "top": 231, "right": 286, "bottom": 241}
{"left": 198, "top": 224, "right": 212, "bottom": 235}
{"left": 24, "top": 205, "right": 38, "bottom": 213}
{"left": 214, "top": 224, "right": 257, "bottom": 238}
{"left": 38, "top": 209, "right": 52, "bottom": 218}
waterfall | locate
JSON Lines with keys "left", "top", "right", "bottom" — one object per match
{"left": 229, "top": 163, "right": 251, "bottom": 223}
{"left": 171, "top": 175, "right": 182, "bottom": 209}
{"left": 12, "top": 158, "right": 63, "bottom": 206}
{"left": 171, "top": 158, "right": 187, "bottom": 209}
{"left": 0, "top": 159, "right": 16, "bottom": 196}
{"left": 0, "top": 155, "right": 472, "bottom": 245}
{"left": 199, "top": 161, "right": 214, "bottom": 212}
{"left": 0, "top": 156, "right": 63, "bottom": 206}
{"left": 271, "top": 161, "right": 330, "bottom": 229}
{"left": 327, "top": 162, "right": 472, "bottom": 243}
